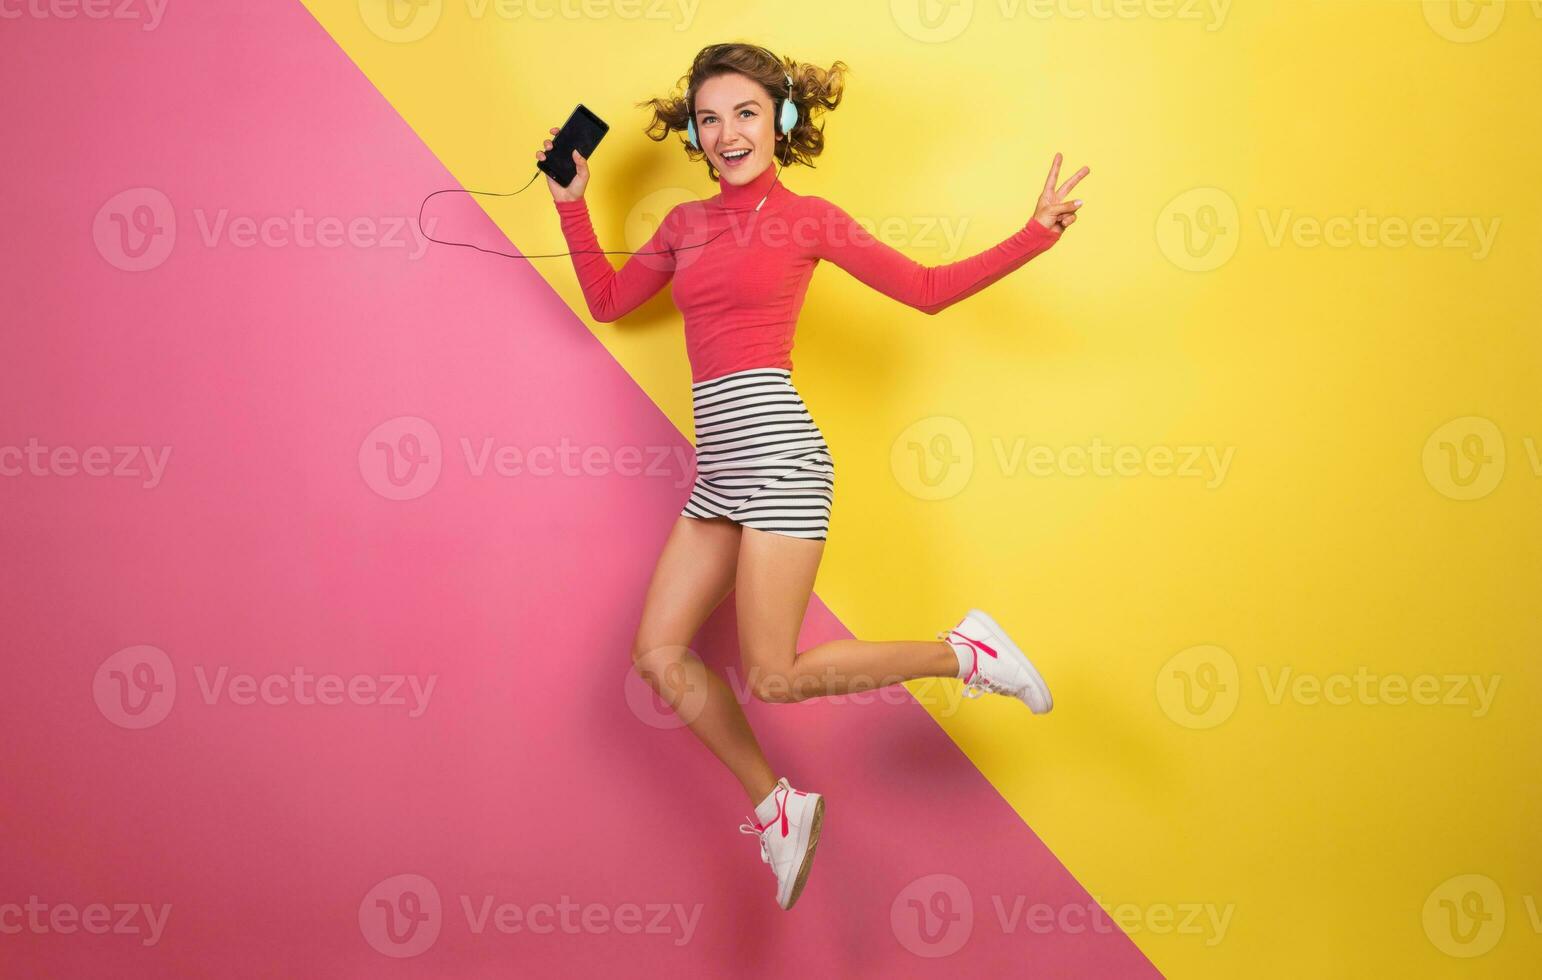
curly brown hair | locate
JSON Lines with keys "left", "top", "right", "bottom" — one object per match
{"left": 638, "top": 43, "right": 848, "bottom": 182}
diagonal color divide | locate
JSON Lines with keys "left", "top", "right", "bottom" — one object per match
{"left": 287, "top": 4, "right": 1542, "bottom": 979}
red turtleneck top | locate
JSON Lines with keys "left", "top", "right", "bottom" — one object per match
{"left": 552, "top": 162, "right": 1061, "bottom": 384}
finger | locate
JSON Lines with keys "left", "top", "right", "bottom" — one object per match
{"left": 537, "top": 151, "right": 545, "bottom": 160}
{"left": 1043, "top": 153, "right": 1062, "bottom": 196}
{"left": 1047, "top": 199, "right": 1083, "bottom": 215}
{"left": 1060, "top": 213, "right": 1077, "bottom": 226}
{"left": 550, "top": 127, "right": 558, "bottom": 134}
{"left": 1056, "top": 166, "right": 1089, "bottom": 198}
{"left": 544, "top": 139, "right": 552, "bottom": 149}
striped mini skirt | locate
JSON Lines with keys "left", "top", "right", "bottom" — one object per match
{"left": 681, "top": 367, "right": 835, "bottom": 541}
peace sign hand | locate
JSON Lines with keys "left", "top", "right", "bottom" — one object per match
{"left": 1033, "top": 153, "right": 1089, "bottom": 234}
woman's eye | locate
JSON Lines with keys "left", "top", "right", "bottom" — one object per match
{"left": 699, "top": 110, "right": 755, "bottom": 124}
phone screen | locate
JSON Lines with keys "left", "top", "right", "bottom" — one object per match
{"left": 539, "top": 104, "right": 609, "bottom": 187}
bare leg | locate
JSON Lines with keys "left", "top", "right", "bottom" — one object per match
{"left": 632, "top": 515, "right": 779, "bottom": 805}
{"left": 735, "top": 527, "right": 959, "bottom": 704}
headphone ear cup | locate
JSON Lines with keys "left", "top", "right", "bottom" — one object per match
{"left": 686, "top": 118, "right": 698, "bottom": 149}
{"left": 779, "top": 98, "right": 798, "bottom": 137}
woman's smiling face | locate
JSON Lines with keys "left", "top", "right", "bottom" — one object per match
{"left": 693, "top": 72, "right": 781, "bottom": 185}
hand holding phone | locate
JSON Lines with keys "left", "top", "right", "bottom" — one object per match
{"left": 538, "top": 128, "right": 589, "bottom": 202}
{"left": 537, "top": 104, "right": 608, "bottom": 202}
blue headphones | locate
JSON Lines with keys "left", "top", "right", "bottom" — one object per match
{"left": 686, "top": 69, "right": 799, "bottom": 151}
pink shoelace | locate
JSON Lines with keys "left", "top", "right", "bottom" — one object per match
{"left": 738, "top": 780, "right": 789, "bottom": 865}
{"left": 939, "top": 627, "right": 1014, "bottom": 699}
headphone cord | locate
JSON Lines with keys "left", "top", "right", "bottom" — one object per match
{"left": 416, "top": 160, "right": 781, "bottom": 261}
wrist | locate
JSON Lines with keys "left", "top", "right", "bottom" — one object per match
{"left": 1028, "top": 215, "right": 1061, "bottom": 237}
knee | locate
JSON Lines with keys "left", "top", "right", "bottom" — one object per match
{"left": 631, "top": 637, "right": 685, "bottom": 680}
{"left": 749, "top": 668, "right": 804, "bottom": 704}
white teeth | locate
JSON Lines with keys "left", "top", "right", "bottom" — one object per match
{"left": 723, "top": 150, "right": 750, "bottom": 160}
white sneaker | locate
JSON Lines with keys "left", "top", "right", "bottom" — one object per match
{"left": 938, "top": 608, "right": 1054, "bottom": 714}
{"left": 738, "top": 777, "right": 825, "bottom": 910}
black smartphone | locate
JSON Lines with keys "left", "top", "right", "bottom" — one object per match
{"left": 538, "top": 104, "right": 609, "bottom": 187}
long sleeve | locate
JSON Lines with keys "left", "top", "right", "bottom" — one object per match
{"left": 552, "top": 197, "right": 677, "bottom": 323}
{"left": 808, "top": 196, "right": 1061, "bottom": 315}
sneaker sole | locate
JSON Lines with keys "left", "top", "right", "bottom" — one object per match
{"left": 782, "top": 795, "right": 824, "bottom": 910}
{"left": 968, "top": 608, "right": 1053, "bottom": 713}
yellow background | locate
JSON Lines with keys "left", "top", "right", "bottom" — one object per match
{"left": 308, "top": 1, "right": 1542, "bottom": 974}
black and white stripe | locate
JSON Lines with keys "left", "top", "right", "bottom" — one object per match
{"left": 681, "top": 367, "right": 835, "bottom": 541}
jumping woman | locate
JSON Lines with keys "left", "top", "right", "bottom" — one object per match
{"left": 536, "top": 42, "right": 1088, "bottom": 911}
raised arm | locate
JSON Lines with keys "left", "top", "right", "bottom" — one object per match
{"left": 537, "top": 130, "right": 678, "bottom": 324}
{"left": 808, "top": 154, "right": 1088, "bottom": 315}
{"left": 809, "top": 198, "right": 1061, "bottom": 315}
{"left": 552, "top": 197, "right": 677, "bottom": 323}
